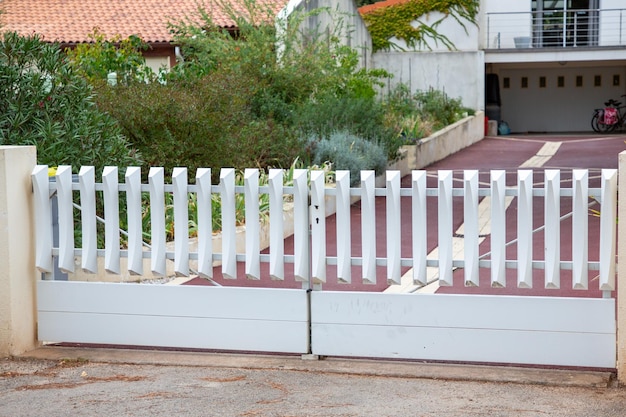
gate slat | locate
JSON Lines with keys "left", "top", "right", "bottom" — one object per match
{"left": 361, "top": 171, "right": 376, "bottom": 284}
{"left": 56, "top": 166, "right": 74, "bottom": 274}
{"left": 102, "top": 166, "right": 120, "bottom": 274}
{"left": 293, "top": 169, "right": 309, "bottom": 282}
{"left": 545, "top": 170, "right": 560, "bottom": 289}
{"left": 412, "top": 171, "right": 427, "bottom": 286}
{"left": 438, "top": 170, "right": 453, "bottom": 286}
{"left": 517, "top": 170, "right": 533, "bottom": 288}
{"left": 599, "top": 169, "right": 617, "bottom": 291}
{"left": 269, "top": 169, "right": 284, "bottom": 280}
{"left": 78, "top": 166, "right": 97, "bottom": 274}
{"left": 464, "top": 170, "right": 479, "bottom": 287}
{"left": 32, "top": 165, "right": 53, "bottom": 273}
{"left": 490, "top": 170, "right": 506, "bottom": 288}
{"left": 125, "top": 167, "right": 143, "bottom": 276}
{"left": 244, "top": 169, "right": 260, "bottom": 280}
{"left": 336, "top": 171, "right": 351, "bottom": 283}
{"left": 386, "top": 171, "right": 401, "bottom": 285}
{"left": 148, "top": 168, "right": 166, "bottom": 277}
{"left": 572, "top": 169, "right": 588, "bottom": 289}
{"left": 196, "top": 168, "right": 213, "bottom": 278}
{"left": 220, "top": 168, "right": 236, "bottom": 279}
{"left": 173, "top": 168, "right": 189, "bottom": 277}
{"left": 310, "top": 170, "right": 326, "bottom": 283}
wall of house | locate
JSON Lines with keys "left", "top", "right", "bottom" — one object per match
{"left": 388, "top": 11, "right": 480, "bottom": 52}
{"left": 281, "top": 0, "right": 372, "bottom": 69}
{"left": 373, "top": 51, "right": 485, "bottom": 111}
{"left": 480, "top": 0, "right": 532, "bottom": 49}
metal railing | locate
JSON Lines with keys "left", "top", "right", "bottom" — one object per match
{"left": 485, "top": 8, "right": 626, "bottom": 49}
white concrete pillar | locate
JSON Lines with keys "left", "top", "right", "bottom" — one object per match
{"left": 0, "top": 146, "right": 39, "bottom": 356}
{"left": 617, "top": 151, "right": 626, "bottom": 384}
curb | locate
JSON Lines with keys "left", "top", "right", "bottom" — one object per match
{"left": 20, "top": 346, "right": 613, "bottom": 389}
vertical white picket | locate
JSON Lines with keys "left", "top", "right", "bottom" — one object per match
{"left": 572, "top": 169, "right": 588, "bottom": 289}
{"left": 490, "top": 170, "right": 506, "bottom": 288}
{"left": 125, "top": 167, "right": 143, "bottom": 276}
{"left": 220, "top": 168, "right": 236, "bottom": 280}
{"left": 599, "top": 169, "right": 617, "bottom": 291}
{"left": 517, "top": 170, "right": 533, "bottom": 288}
{"left": 386, "top": 171, "right": 401, "bottom": 285}
{"left": 173, "top": 167, "right": 189, "bottom": 277}
{"left": 336, "top": 171, "right": 351, "bottom": 283}
{"left": 148, "top": 167, "right": 166, "bottom": 277}
{"left": 78, "top": 166, "right": 97, "bottom": 274}
{"left": 244, "top": 168, "right": 260, "bottom": 280}
{"left": 196, "top": 168, "right": 213, "bottom": 278}
{"left": 32, "top": 165, "right": 53, "bottom": 273}
{"left": 544, "top": 169, "right": 560, "bottom": 289}
{"left": 310, "top": 170, "right": 326, "bottom": 284}
{"left": 463, "top": 170, "right": 479, "bottom": 287}
{"left": 412, "top": 171, "right": 427, "bottom": 286}
{"left": 438, "top": 170, "right": 453, "bottom": 286}
{"left": 102, "top": 166, "right": 120, "bottom": 275}
{"left": 56, "top": 166, "right": 74, "bottom": 274}
{"left": 361, "top": 171, "right": 377, "bottom": 284}
{"left": 293, "top": 169, "right": 309, "bottom": 282}
{"left": 269, "top": 169, "right": 284, "bottom": 280}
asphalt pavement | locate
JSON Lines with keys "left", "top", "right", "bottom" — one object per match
{"left": 1, "top": 346, "right": 625, "bottom": 417}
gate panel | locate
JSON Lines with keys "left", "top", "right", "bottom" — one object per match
{"left": 311, "top": 291, "right": 615, "bottom": 368}
{"left": 38, "top": 281, "right": 309, "bottom": 354}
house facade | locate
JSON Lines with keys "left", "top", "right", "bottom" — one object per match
{"left": 364, "top": 0, "right": 626, "bottom": 133}
{"left": 482, "top": 0, "right": 626, "bottom": 133}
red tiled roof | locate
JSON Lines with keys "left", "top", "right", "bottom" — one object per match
{"left": 0, "top": 0, "right": 288, "bottom": 44}
{"left": 358, "top": 0, "right": 412, "bottom": 15}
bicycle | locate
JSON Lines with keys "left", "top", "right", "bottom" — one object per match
{"left": 591, "top": 95, "right": 626, "bottom": 133}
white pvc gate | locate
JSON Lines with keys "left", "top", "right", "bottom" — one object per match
{"left": 31, "top": 166, "right": 617, "bottom": 368}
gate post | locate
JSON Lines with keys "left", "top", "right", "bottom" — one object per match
{"left": 618, "top": 151, "right": 626, "bottom": 384}
{"left": 0, "top": 146, "right": 39, "bottom": 356}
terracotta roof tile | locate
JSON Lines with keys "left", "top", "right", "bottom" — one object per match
{"left": 1, "top": 0, "right": 288, "bottom": 44}
{"left": 358, "top": 0, "right": 412, "bottom": 15}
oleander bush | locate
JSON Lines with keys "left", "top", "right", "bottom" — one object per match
{"left": 0, "top": 32, "right": 139, "bottom": 171}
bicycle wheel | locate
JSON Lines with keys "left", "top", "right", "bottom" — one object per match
{"left": 592, "top": 110, "right": 616, "bottom": 133}
{"left": 591, "top": 110, "right": 601, "bottom": 132}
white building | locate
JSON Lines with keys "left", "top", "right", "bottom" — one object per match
{"left": 371, "top": 0, "right": 626, "bottom": 133}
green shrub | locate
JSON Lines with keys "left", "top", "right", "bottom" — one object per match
{"left": 66, "top": 29, "right": 155, "bottom": 84}
{"left": 309, "top": 131, "right": 387, "bottom": 186}
{"left": 94, "top": 71, "right": 302, "bottom": 182}
{"left": 381, "top": 85, "right": 474, "bottom": 143}
{"left": 0, "top": 32, "right": 139, "bottom": 171}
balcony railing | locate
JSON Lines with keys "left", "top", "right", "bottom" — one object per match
{"left": 485, "top": 8, "right": 626, "bottom": 49}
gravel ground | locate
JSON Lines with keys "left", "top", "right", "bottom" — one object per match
{"left": 2, "top": 356, "right": 626, "bottom": 417}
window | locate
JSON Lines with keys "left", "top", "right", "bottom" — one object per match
{"left": 614, "top": 75, "right": 620, "bottom": 86}
{"left": 503, "top": 77, "right": 510, "bottom": 89}
{"left": 531, "top": 0, "right": 599, "bottom": 47}
{"left": 557, "top": 76, "right": 565, "bottom": 87}
{"left": 539, "top": 76, "right": 546, "bottom": 88}
{"left": 594, "top": 75, "right": 601, "bottom": 87}
{"left": 521, "top": 77, "right": 528, "bottom": 88}
{"left": 576, "top": 75, "right": 583, "bottom": 87}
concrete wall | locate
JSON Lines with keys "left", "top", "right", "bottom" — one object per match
{"left": 0, "top": 146, "right": 39, "bottom": 356}
{"left": 281, "top": 0, "right": 372, "bottom": 69}
{"left": 397, "top": 111, "right": 485, "bottom": 175}
{"left": 389, "top": 10, "right": 480, "bottom": 52}
{"left": 374, "top": 51, "right": 485, "bottom": 111}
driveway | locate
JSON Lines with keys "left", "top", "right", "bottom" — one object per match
{"left": 184, "top": 134, "right": 626, "bottom": 294}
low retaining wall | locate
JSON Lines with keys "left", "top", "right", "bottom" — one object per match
{"left": 394, "top": 111, "right": 485, "bottom": 177}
